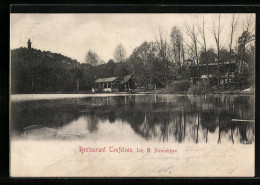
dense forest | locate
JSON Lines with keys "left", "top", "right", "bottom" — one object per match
{"left": 11, "top": 15, "right": 255, "bottom": 94}
{"left": 10, "top": 47, "right": 133, "bottom": 93}
{"left": 11, "top": 48, "right": 92, "bottom": 93}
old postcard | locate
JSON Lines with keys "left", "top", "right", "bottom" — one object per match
{"left": 10, "top": 13, "right": 255, "bottom": 177}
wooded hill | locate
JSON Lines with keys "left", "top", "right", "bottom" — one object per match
{"left": 11, "top": 47, "right": 91, "bottom": 93}
{"left": 10, "top": 47, "right": 131, "bottom": 94}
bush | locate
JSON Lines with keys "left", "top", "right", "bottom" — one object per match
{"left": 188, "top": 81, "right": 208, "bottom": 95}
{"left": 168, "top": 80, "right": 191, "bottom": 93}
{"left": 234, "top": 67, "right": 250, "bottom": 90}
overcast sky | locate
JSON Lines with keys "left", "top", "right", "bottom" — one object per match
{"left": 10, "top": 13, "right": 255, "bottom": 63}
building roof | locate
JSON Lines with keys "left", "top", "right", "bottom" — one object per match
{"left": 120, "top": 75, "right": 132, "bottom": 84}
{"left": 94, "top": 77, "right": 118, "bottom": 83}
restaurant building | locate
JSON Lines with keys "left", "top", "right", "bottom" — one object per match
{"left": 94, "top": 75, "right": 135, "bottom": 92}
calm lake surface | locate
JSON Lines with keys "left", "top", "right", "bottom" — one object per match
{"left": 10, "top": 94, "right": 255, "bottom": 144}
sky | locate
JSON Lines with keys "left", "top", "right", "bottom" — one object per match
{"left": 10, "top": 13, "right": 255, "bottom": 63}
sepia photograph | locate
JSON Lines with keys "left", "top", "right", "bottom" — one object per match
{"left": 10, "top": 13, "right": 255, "bottom": 177}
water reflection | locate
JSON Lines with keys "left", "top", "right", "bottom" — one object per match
{"left": 10, "top": 95, "right": 255, "bottom": 144}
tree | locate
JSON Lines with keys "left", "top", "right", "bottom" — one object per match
{"left": 228, "top": 14, "right": 239, "bottom": 84}
{"left": 85, "top": 50, "right": 100, "bottom": 66}
{"left": 170, "top": 26, "right": 184, "bottom": 65}
{"left": 11, "top": 47, "right": 87, "bottom": 93}
{"left": 107, "top": 59, "right": 116, "bottom": 76}
{"left": 153, "top": 28, "right": 175, "bottom": 87}
{"left": 197, "top": 16, "right": 208, "bottom": 76}
{"left": 129, "top": 41, "right": 156, "bottom": 66}
{"left": 185, "top": 19, "right": 200, "bottom": 80}
{"left": 199, "top": 48, "right": 217, "bottom": 64}
{"left": 238, "top": 32, "right": 255, "bottom": 62}
{"left": 128, "top": 57, "right": 150, "bottom": 87}
{"left": 152, "top": 59, "right": 175, "bottom": 88}
{"left": 237, "top": 31, "right": 255, "bottom": 87}
{"left": 238, "top": 14, "right": 255, "bottom": 72}
{"left": 114, "top": 61, "right": 129, "bottom": 78}
{"left": 128, "top": 41, "right": 157, "bottom": 88}
{"left": 219, "top": 49, "right": 230, "bottom": 82}
{"left": 197, "top": 16, "right": 207, "bottom": 53}
{"left": 246, "top": 45, "right": 255, "bottom": 86}
{"left": 113, "top": 43, "right": 126, "bottom": 63}
{"left": 154, "top": 27, "right": 169, "bottom": 61}
{"left": 75, "top": 67, "right": 83, "bottom": 92}
{"left": 236, "top": 14, "right": 255, "bottom": 88}
{"left": 211, "top": 14, "right": 225, "bottom": 86}
{"left": 219, "top": 49, "right": 230, "bottom": 63}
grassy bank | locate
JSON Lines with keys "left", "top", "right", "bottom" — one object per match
{"left": 11, "top": 85, "right": 255, "bottom": 96}
{"left": 152, "top": 88, "right": 255, "bottom": 95}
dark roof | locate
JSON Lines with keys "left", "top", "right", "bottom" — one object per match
{"left": 94, "top": 77, "right": 118, "bottom": 83}
{"left": 120, "top": 75, "right": 132, "bottom": 84}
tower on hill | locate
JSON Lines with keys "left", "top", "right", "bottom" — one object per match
{"left": 27, "top": 39, "right": 32, "bottom": 49}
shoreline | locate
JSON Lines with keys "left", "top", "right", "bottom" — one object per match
{"left": 10, "top": 92, "right": 254, "bottom": 102}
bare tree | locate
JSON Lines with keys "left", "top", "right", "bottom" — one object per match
{"left": 197, "top": 16, "right": 207, "bottom": 53}
{"left": 181, "top": 38, "right": 185, "bottom": 64}
{"left": 185, "top": 20, "right": 200, "bottom": 80}
{"left": 170, "top": 26, "right": 184, "bottom": 65}
{"left": 113, "top": 43, "right": 126, "bottom": 63}
{"left": 154, "top": 27, "right": 169, "bottom": 61}
{"left": 243, "top": 14, "right": 254, "bottom": 33}
{"left": 85, "top": 50, "right": 100, "bottom": 66}
{"left": 211, "top": 14, "right": 226, "bottom": 86}
{"left": 228, "top": 14, "right": 239, "bottom": 84}
{"left": 197, "top": 16, "right": 208, "bottom": 77}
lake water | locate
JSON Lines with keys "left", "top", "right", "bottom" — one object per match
{"left": 10, "top": 94, "right": 255, "bottom": 145}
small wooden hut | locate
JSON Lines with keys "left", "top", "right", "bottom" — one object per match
{"left": 94, "top": 75, "right": 136, "bottom": 92}
{"left": 94, "top": 77, "right": 120, "bottom": 92}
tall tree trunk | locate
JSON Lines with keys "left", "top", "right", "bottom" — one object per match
{"left": 217, "top": 46, "right": 220, "bottom": 86}
{"left": 182, "top": 40, "right": 185, "bottom": 64}
{"left": 195, "top": 42, "right": 200, "bottom": 81}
